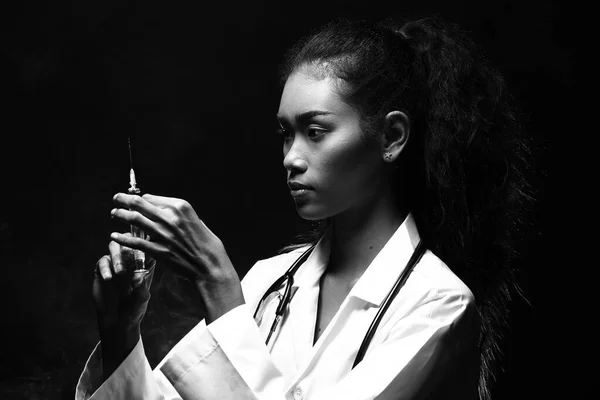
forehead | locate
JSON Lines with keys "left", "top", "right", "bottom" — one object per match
{"left": 278, "top": 66, "right": 352, "bottom": 119}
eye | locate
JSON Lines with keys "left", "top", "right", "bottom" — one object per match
{"left": 307, "top": 128, "right": 326, "bottom": 139}
{"left": 276, "top": 127, "right": 293, "bottom": 141}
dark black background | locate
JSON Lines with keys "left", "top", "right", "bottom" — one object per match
{"left": 0, "top": 0, "right": 571, "bottom": 398}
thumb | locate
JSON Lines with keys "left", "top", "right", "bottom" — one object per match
{"left": 131, "top": 257, "right": 156, "bottom": 289}
{"left": 121, "top": 259, "right": 156, "bottom": 322}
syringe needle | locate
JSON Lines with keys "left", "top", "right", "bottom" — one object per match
{"left": 128, "top": 137, "right": 134, "bottom": 169}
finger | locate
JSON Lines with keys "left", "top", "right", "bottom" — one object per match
{"left": 112, "top": 193, "right": 164, "bottom": 221}
{"left": 131, "top": 270, "right": 149, "bottom": 289}
{"left": 131, "top": 257, "right": 157, "bottom": 290}
{"left": 96, "top": 255, "right": 113, "bottom": 280}
{"left": 110, "top": 232, "right": 169, "bottom": 258}
{"left": 108, "top": 240, "right": 125, "bottom": 275}
{"left": 110, "top": 208, "right": 165, "bottom": 239}
{"left": 140, "top": 193, "right": 185, "bottom": 207}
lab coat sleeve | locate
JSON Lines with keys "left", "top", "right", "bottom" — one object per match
{"left": 75, "top": 303, "right": 287, "bottom": 400}
{"left": 159, "top": 304, "right": 286, "bottom": 400}
{"left": 154, "top": 254, "right": 302, "bottom": 399}
{"left": 75, "top": 337, "right": 182, "bottom": 400}
{"left": 74, "top": 254, "right": 294, "bottom": 400}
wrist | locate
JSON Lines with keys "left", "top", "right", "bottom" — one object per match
{"left": 97, "top": 313, "right": 141, "bottom": 339}
{"left": 195, "top": 271, "right": 244, "bottom": 324}
{"left": 99, "top": 325, "right": 140, "bottom": 380}
{"left": 98, "top": 318, "right": 140, "bottom": 356}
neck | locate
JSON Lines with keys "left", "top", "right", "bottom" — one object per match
{"left": 327, "top": 187, "right": 408, "bottom": 279}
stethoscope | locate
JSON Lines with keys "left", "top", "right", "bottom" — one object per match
{"left": 253, "top": 239, "right": 426, "bottom": 369}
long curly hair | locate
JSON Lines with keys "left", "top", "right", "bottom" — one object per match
{"left": 278, "top": 16, "right": 535, "bottom": 400}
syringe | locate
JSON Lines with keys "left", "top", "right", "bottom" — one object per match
{"left": 127, "top": 138, "right": 148, "bottom": 275}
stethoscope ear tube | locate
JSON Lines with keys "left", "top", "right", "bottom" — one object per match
{"left": 256, "top": 243, "right": 317, "bottom": 345}
{"left": 352, "top": 240, "right": 426, "bottom": 369}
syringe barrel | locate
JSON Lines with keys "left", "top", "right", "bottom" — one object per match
{"left": 130, "top": 224, "right": 146, "bottom": 271}
{"left": 128, "top": 186, "right": 147, "bottom": 273}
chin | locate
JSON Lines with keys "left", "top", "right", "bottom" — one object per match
{"left": 294, "top": 202, "right": 334, "bottom": 221}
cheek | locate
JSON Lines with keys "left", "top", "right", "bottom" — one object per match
{"left": 320, "top": 137, "right": 380, "bottom": 197}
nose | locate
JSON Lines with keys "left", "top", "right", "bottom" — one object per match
{"left": 283, "top": 138, "right": 308, "bottom": 175}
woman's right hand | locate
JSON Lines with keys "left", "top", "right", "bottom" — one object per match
{"left": 93, "top": 235, "right": 155, "bottom": 379}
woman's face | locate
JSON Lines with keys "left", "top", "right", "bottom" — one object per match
{"left": 277, "top": 66, "right": 386, "bottom": 220}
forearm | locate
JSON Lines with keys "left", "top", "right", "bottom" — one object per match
{"left": 98, "top": 319, "right": 141, "bottom": 380}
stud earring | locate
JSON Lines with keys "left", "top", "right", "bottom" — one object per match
{"left": 384, "top": 152, "right": 393, "bottom": 161}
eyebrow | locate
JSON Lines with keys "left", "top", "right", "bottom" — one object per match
{"left": 276, "top": 110, "right": 334, "bottom": 125}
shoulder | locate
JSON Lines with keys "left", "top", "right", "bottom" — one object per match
{"left": 411, "top": 249, "right": 475, "bottom": 303}
{"left": 385, "top": 249, "right": 478, "bottom": 336}
{"left": 394, "top": 249, "right": 476, "bottom": 327}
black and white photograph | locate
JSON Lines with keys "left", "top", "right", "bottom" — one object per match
{"left": 1, "top": 0, "right": 570, "bottom": 398}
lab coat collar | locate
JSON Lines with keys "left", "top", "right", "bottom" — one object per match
{"left": 295, "top": 213, "right": 421, "bottom": 306}
{"left": 345, "top": 213, "right": 421, "bottom": 306}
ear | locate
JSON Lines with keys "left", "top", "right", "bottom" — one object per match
{"left": 381, "top": 111, "right": 410, "bottom": 162}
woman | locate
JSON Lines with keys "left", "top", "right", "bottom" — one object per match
{"left": 77, "top": 16, "right": 532, "bottom": 400}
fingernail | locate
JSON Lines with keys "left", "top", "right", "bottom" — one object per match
{"left": 110, "top": 232, "right": 119, "bottom": 240}
{"left": 113, "top": 193, "right": 119, "bottom": 201}
{"left": 110, "top": 208, "right": 117, "bottom": 216}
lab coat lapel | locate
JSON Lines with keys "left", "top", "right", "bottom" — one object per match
{"left": 288, "top": 232, "right": 330, "bottom": 381}
{"left": 289, "top": 279, "right": 319, "bottom": 372}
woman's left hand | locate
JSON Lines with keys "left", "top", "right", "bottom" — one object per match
{"left": 109, "top": 193, "right": 245, "bottom": 323}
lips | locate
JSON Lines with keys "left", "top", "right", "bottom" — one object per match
{"left": 288, "top": 181, "right": 312, "bottom": 191}
{"left": 288, "top": 181, "right": 312, "bottom": 199}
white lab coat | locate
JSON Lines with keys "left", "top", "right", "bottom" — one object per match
{"left": 76, "top": 214, "right": 480, "bottom": 400}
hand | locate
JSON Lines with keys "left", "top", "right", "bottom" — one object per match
{"left": 93, "top": 237, "right": 155, "bottom": 329}
{"left": 93, "top": 236, "right": 155, "bottom": 379}
{"left": 109, "top": 193, "right": 244, "bottom": 323}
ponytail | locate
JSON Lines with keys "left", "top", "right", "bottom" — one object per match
{"left": 396, "top": 17, "right": 533, "bottom": 399}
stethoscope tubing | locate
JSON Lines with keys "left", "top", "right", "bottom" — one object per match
{"left": 254, "top": 240, "right": 425, "bottom": 369}
{"left": 353, "top": 240, "right": 425, "bottom": 368}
